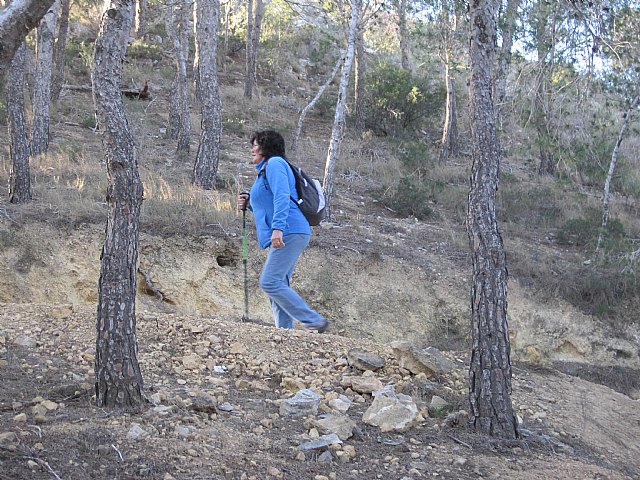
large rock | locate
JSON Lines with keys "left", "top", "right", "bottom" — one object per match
{"left": 328, "top": 395, "right": 353, "bottom": 413}
{"left": 182, "top": 354, "right": 201, "bottom": 370}
{"left": 298, "top": 434, "right": 342, "bottom": 452}
{"left": 313, "top": 414, "right": 357, "bottom": 440}
{"left": 341, "top": 375, "right": 384, "bottom": 394}
{"left": 347, "top": 348, "right": 385, "bottom": 371}
{"left": 391, "top": 342, "right": 457, "bottom": 376}
{"left": 279, "top": 389, "right": 321, "bottom": 416}
{"left": 362, "top": 385, "right": 418, "bottom": 432}
{"left": 509, "top": 283, "right": 640, "bottom": 368}
{"left": 14, "top": 335, "right": 37, "bottom": 348}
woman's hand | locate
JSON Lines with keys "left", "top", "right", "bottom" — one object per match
{"left": 271, "top": 229, "right": 284, "bottom": 249}
{"left": 237, "top": 192, "right": 250, "bottom": 211}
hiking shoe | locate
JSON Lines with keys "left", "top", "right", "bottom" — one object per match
{"left": 307, "top": 318, "right": 329, "bottom": 334}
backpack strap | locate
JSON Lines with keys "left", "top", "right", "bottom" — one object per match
{"left": 260, "top": 159, "right": 300, "bottom": 206}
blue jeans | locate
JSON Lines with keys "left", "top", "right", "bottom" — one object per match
{"left": 259, "top": 233, "right": 325, "bottom": 329}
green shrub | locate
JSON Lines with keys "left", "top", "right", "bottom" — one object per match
{"left": 224, "top": 117, "right": 248, "bottom": 137}
{"left": 80, "top": 114, "right": 97, "bottom": 129}
{"left": 556, "top": 208, "right": 628, "bottom": 253}
{"left": 0, "top": 95, "right": 6, "bottom": 126}
{"left": 126, "top": 40, "right": 164, "bottom": 61}
{"left": 66, "top": 41, "right": 94, "bottom": 77}
{"left": 397, "top": 140, "right": 432, "bottom": 177}
{"left": 498, "top": 185, "right": 565, "bottom": 228}
{"left": 615, "top": 169, "right": 640, "bottom": 198}
{"left": 382, "top": 176, "right": 436, "bottom": 220}
{"left": 571, "top": 266, "right": 639, "bottom": 318}
{"left": 364, "top": 62, "right": 444, "bottom": 136}
{"left": 556, "top": 217, "right": 596, "bottom": 246}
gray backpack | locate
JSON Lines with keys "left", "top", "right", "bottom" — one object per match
{"left": 262, "top": 159, "right": 326, "bottom": 226}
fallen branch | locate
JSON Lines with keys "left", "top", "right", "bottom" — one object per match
{"left": 137, "top": 267, "right": 165, "bottom": 301}
{"left": 63, "top": 83, "right": 151, "bottom": 100}
{"left": 336, "top": 245, "right": 361, "bottom": 254}
{"left": 0, "top": 206, "right": 21, "bottom": 226}
{"left": 111, "top": 444, "right": 124, "bottom": 461}
{"left": 448, "top": 435, "right": 472, "bottom": 449}
{"left": 25, "top": 457, "right": 63, "bottom": 480}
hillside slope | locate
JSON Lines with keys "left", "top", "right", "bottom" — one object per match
{"left": 0, "top": 303, "right": 639, "bottom": 479}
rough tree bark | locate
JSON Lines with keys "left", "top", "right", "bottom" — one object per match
{"left": 322, "top": 0, "right": 360, "bottom": 220}
{"left": 176, "top": 0, "right": 191, "bottom": 154}
{"left": 0, "top": 0, "right": 57, "bottom": 81}
{"left": 439, "top": 60, "right": 458, "bottom": 163}
{"left": 243, "top": 0, "right": 254, "bottom": 98}
{"left": 51, "top": 0, "right": 70, "bottom": 101}
{"left": 467, "top": 0, "right": 518, "bottom": 439}
{"left": 354, "top": 24, "right": 366, "bottom": 132}
{"left": 166, "top": 0, "right": 180, "bottom": 139}
{"left": 8, "top": 41, "right": 31, "bottom": 204}
{"left": 494, "top": 0, "right": 521, "bottom": 126}
{"left": 92, "top": 0, "right": 145, "bottom": 410}
{"left": 31, "top": 0, "right": 59, "bottom": 157}
{"left": 244, "top": 0, "right": 263, "bottom": 99}
{"left": 166, "top": 0, "right": 192, "bottom": 154}
{"left": 392, "top": 0, "right": 410, "bottom": 71}
{"left": 532, "top": 0, "right": 557, "bottom": 176}
{"left": 533, "top": 66, "right": 554, "bottom": 175}
{"left": 192, "top": 0, "right": 222, "bottom": 189}
{"left": 596, "top": 95, "right": 639, "bottom": 255}
{"left": 291, "top": 57, "right": 342, "bottom": 155}
{"left": 135, "top": 0, "right": 147, "bottom": 37}
{"left": 438, "top": 0, "right": 458, "bottom": 164}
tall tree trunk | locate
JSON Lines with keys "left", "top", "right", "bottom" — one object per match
{"left": 135, "top": 0, "right": 147, "bottom": 37}
{"left": 393, "top": 0, "right": 410, "bottom": 71}
{"left": 467, "top": 0, "right": 518, "bottom": 439}
{"left": 92, "top": 0, "right": 145, "bottom": 410}
{"left": 31, "top": 0, "right": 59, "bottom": 157}
{"left": 439, "top": 0, "right": 459, "bottom": 163}
{"left": 166, "top": 0, "right": 180, "bottom": 139}
{"left": 596, "top": 95, "right": 639, "bottom": 255}
{"left": 291, "top": 57, "right": 342, "bottom": 155}
{"left": 178, "top": 0, "right": 192, "bottom": 154}
{"left": 0, "top": 0, "right": 57, "bottom": 81}
{"left": 494, "top": 0, "right": 520, "bottom": 126}
{"left": 243, "top": 0, "right": 254, "bottom": 98}
{"left": 244, "top": 0, "right": 263, "bottom": 99}
{"left": 354, "top": 24, "right": 366, "bottom": 132}
{"left": 532, "top": 0, "right": 557, "bottom": 176}
{"left": 193, "top": 0, "right": 222, "bottom": 189}
{"left": 167, "top": 0, "right": 192, "bottom": 155}
{"left": 51, "top": 0, "right": 70, "bottom": 101}
{"left": 8, "top": 41, "right": 32, "bottom": 204}
{"left": 222, "top": 0, "right": 231, "bottom": 67}
{"left": 250, "top": 0, "right": 264, "bottom": 91}
{"left": 322, "top": 0, "right": 360, "bottom": 220}
{"left": 534, "top": 66, "right": 554, "bottom": 175}
{"left": 439, "top": 62, "right": 458, "bottom": 163}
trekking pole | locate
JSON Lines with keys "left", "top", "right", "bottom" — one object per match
{"left": 241, "top": 192, "right": 249, "bottom": 322}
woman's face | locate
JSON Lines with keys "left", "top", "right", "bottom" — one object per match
{"left": 251, "top": 141, "right": 266, "bottom": 164}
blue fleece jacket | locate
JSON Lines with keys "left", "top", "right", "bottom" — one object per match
{"left": 249, "top": 156, "right": 311, "bottom": 249}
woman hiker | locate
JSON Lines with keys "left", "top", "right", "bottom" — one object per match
{"left": 237, "top": 130, "right": 329, "bottom": 333}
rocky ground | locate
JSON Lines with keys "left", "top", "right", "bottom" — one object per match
{"left": 1, "top": 303, "right": 638, "bottom": 480}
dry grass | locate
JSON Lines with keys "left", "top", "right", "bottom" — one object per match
{"left": 140, "top": 174, "right": 237, "bottom": 237}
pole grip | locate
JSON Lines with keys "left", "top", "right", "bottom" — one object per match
{"left": 240, "top": 191, "right": 249, "bottom": 211}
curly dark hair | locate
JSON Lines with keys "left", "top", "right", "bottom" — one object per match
{"left": 250, "top": 130, "right": 286, "bottom": 160}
